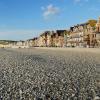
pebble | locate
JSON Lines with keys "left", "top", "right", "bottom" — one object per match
{"left": 0, "top": 48, "right": 100, "bottom": 100}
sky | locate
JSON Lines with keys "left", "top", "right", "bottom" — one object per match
{"left": 0, "top": 0, "right": 100, "bottom": 40}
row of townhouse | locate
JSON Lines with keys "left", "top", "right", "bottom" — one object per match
{"left": 31, "top": 17, "right": 100, "bottom": 48}
{"left": 36, "top": 30, "right": 66, "bottom": 47}
{"left": 67, "top": 23, "right": 95, "bottom": 48}
{"left": 68, "top": 18, "right": 100, "bottom": 48}
{"left": 9, "top": 39, "right": 33, "bottom": 48}
{"left": 9, "top": 17, "right": 100, "bottom": 48}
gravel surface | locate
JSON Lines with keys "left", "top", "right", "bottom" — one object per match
{"left": 0, "top": 48, "right": 100, "bottom": 100}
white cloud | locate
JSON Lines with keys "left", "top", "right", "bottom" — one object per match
{"left": 42, "top": 4, "right": 60, "bottom": 19}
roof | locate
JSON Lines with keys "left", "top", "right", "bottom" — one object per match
{"left": 40, "top": 31, "right": 51, "bottom": 36}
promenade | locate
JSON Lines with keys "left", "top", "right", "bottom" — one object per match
{"left": 0, "top": 48, "right": 100, "bottom": 100}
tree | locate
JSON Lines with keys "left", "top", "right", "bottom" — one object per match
{"left": 88, "top": 20, "right": 97, "bottom": 27}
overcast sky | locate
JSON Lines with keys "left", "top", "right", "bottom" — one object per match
{"left": 0, "top": 0, "right": 100, "bottom": 40}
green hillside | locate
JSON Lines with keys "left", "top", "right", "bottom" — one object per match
{"left": 0, "top": 40, "right": 17, "bottom": 45}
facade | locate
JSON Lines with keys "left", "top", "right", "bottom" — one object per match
{"left": 8, "top": 17, "right": 100, "bottom": 48}
{"left": 50, "top": 32, "right": 56, "bottom": 47}
{"left": 38, "top": 32, "right": 47, "bottom": 47}
{"left": 96, "top": 17, "right": 100, "bottom": 32}
{"left": 26, "top": 39, "right": 35, "bottom": 47}
{"left": 96, "top": 17, "right": 100, "bottom": 47}
{"left": 0, "top": 44, "right": 10, "bottom": 48}
{"left": 31, "top": 17, "right": 100, "bottom": 48}
{"left": 55, "top": 30, "right": 65, "bottom": 47}
{"left": 43, "top": 31, "right": 52, "bottom": 47}
{"left": 37, "top": 34, "right": 46, "bottom": 47}
{"left": 83, "top": 24, "right": 96, "bottom": 48}
{"left": 36, "top": 31, "right": 51, "bottom": 47}
{"left": 49, "top": 30, "right": 66, "bottom": 47}
{"left": 32, "top": 37, "right": 38, "bottom": 47}
{"left": 16, "top": 41, "right": 26, "bottom": 48}
{"left": 35, "top": 30, "right": 66, "bottom": 47}
{"left": 67, "top": 24, "right": 86, "bottom": 47}
{"left": 67, "top": 22, "right": 97, "bottom": 48}
{"left": 46, "top": 31, "right": 54, "bottom": 47}
{"left": 9, "top": 41, "right": 29, "bottom": 48}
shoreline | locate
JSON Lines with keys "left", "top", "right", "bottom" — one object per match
{"left": 2, "top": 47, "right": 100, "bottom": 54}
{"left": 34, "top": 47, "right": 100, "bottom": 53}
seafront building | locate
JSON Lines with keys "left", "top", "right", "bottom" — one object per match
{"left": 38, "top": 31, "right": 52, "bottom": 47}
{"left": 32, "top": 37, "right": 38, "bottom": 47}
{"left": 54, "top": 30, "right": 66, "bottom": 47}
{"left": 68, "top": 22, "right": 97, "bottom": 48}
{"left": 67, "top": 24, "right": 86, "bottom": 47}
{"left": 95, "top": 17, "right": 100, "bottom": 47}
{"left": 27, "top": 17, "right": 100, "bottom": 48}
{"left": 36, "top": 30, "right": 66, "bottom": 47}
{"left": 9, "top": 40, "right": 28, "bottom": 48}
{"left": 8, "top": 17, "right": 100, "bottom": 48}
{"left": 33, "top": 17, "right": 100, "bottom": 48}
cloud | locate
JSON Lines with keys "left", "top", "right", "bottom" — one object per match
{"left": 42, "top": 4, "right": 60, "bottom": 19}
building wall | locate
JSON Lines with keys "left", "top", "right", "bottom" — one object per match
{"left": 37, "top": 36, "right": 45, "bottom": 47}
{"left": 11, "top": 17, "right": 100, "bottom": 48}
{"left": 46, "top": 35, "right": 52, "bottom": 47}
{"left": 67, "top": 23, "right": 98, "bottom": 48}
{"left": 96, "top": 17, "right": 100, "bottom": 32}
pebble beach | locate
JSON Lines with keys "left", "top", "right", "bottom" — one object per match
{"left": 0, "top": 48, "right": 100, "bottom": 100}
